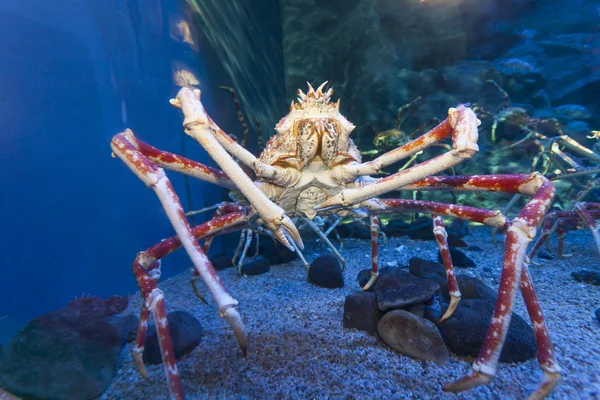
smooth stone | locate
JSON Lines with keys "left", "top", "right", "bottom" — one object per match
{"left": 143, "top": 311, "right": 202, "bottom": 365}
{"left": 438, "top": 247, "right": 476, "bottom": 268}
{"left": 309, "top": 255, "right": 344, "bottom": 289}
{"left": 430, "top": 299, "right": 536, "bottom": 363}
{"left": 240, "top": 256, "right": 270, "bottom": 276}
{"left": 0, "top": 313, "right": 121, "bottom": 400}
{"left": 378, "top": 310, "right": 449, "bottom": 365}
{"left": 358, "top": 267, "right": 439, "bottom": 311}
{"left": 343, "top": 292, "right": 380, "bottom": 334}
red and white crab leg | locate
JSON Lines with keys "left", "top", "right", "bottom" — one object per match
{"left": 171, "top": 87, "right": 303, "bottom": 251}
{"left": 111, "top": 131, "right": 249, "bottom": 379}
{"left": 117, "top": 129, "right": 237, "bottom": 190}
{"left": 319, "top": 105, "right": 479, "bottom": 209}
{"left": 130, "top": 210, "right": 251, "bottom": 398}
{"left": 432, "top": 215, "right": 461, "bottom": 323}
{"left": 336, "top": 109, "right": 460, "bottom": 179}
{"left": 417, "top": 175, "right": 558, "bottom": 400}
{"left": 361, "top": 216, "right": 381, "bottom": 291}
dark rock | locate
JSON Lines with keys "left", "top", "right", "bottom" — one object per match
{"left": 377, "top": 310, "right": 448, "bottom": 365}
{"left": 537, "top": 250, "right": 556, "bottom": 260}
{"left": 595, "top": 308, "right": 600, "bottom": 324}
{"left": 405, "top": 303, "right": 426, "bottom": 318}
{"left": 447, "top": 219, "right": 469, "bottom": 238}
{"left": 309, "top": 255, "right": 344, "bottom": 289}
{"left": 336, "top": 220, "right": 371, "bottom": 239}
{"left": 259, "top": 239, "right": 297, "bottom": 265}
{"left": 447, "top": 234, "right": 468, "bottom": 247}
{"left": 466, "top": 245, "right": 483, "bottom": 252}
{"left": 571, "top": 270, "right": 600, "bottom": 286}
{"left": 240, "top": 256, "right": 270, "bottom": 276}
{"left": 408, "top": 257, "right": 446, "bottom": 286}
{"left": 440, "top": 276, "right": 497, "bottom": 302}
{"left": 438, "top": 247, "right": 476, "bottom": 268}
{"left": 407, "top": 216, "right": 434, "bottom": 240}
{"left": 382, "top": 219, "right": 410, "bottom": 237}
{"left": 430, "top": 299, "right": 536, "bottom": 363}
{"left": 106, "top": 314, "right": 139, "bottom": 345}
{"left": 209, "top": 252, "right": 234, "bottom": 270}
{"left": 343, "top": 292, "right": 380, "bottom": 334}
{"left": 358, "top": 267, "right": 439, "bottom": 311}
{"left": 143, "top": 311, "right": 202, "bottom": 365}
{"left": 0, "top": 313, "right": 121, "bottom": 400}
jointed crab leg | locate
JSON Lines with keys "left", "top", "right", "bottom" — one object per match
{"left": 361, "top": 216, "right": 381, "bottom": 291}
{"left": 320, "top": 106, "right": 479, "bottom": 209}
{"left": 171, "top": 88, "right": 303, "bottom": 251}
{"left": 111, "top": 133, "right": 251, "bottom": 396}
{"left": 301, "top": 216, "right": 346, "bottom": 268}
{"left": 131, "top": 210, "right": 251, "bottom": 397}
{"left": 431, "top": 175, "right": 558, "bottom": 399}
{"left": 120, "top": 129, "right": 237, "bottom": 190}
{"left": 432, "top": 215, "right": 460, "bottom": 324}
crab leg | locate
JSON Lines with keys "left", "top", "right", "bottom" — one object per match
{"left": 171, "top": 87, "right": 303, "bottom": 251}
{"left": 319, "top": 105, "right": 479, "bottom": 209}
{"left": 111, "top": 133, "right": 251, "bottom": 391}
{"left": 439, "top": 175, "right": 557, "bottom": 399}
{"left": 518, "top": 265, "right": 562, "bottom": 399}
{"left": 119, "top": 129, "right": 237, "bottom": 190}
{"left": 333, "top": 108, "right": 458, "bottom": 180}
{"left": 131, "top": 210, "right": 251, "bottom": 394}
{"left": 361, "top": 216, "right": 381, "bottom": 291}
{"left": 432, "top": 215, "right": 460, "bottom": 323}
{"left": 301, "top": 217, "right": 346, "bottom": 268}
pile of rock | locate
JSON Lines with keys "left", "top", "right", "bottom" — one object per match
{"left": 343, "top": 257, "right": 536, "bottom": 365}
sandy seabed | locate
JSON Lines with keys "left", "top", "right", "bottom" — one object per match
{"left": 101, "top": 227, "right": 600, "bottom": 400}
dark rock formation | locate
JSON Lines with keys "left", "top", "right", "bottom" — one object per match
{"left": 308, "top": 255, "right": 344, "bottom": 289}
{"left": 343, "top": 291, "right": 380, "bottom": 334}
{"left": 143, "top": 311, "right": 203, "bottom": 365}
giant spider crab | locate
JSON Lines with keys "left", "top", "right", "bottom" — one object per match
{"left": 111, "top": 82, "right": 560, "bottom": 399}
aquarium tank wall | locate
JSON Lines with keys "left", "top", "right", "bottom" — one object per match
{"left": 1, "top": 0, "right": 599, "bottom": 399}
{"left": 0, "top": 0, "right": 284, "bottom": 344}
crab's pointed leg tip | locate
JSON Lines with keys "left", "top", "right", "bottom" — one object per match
{"left": 133, "top": 351, "right": 150, "bottom": 381}
{"left": 443, "top": 371, "right": 493, "bottom": 393}
{"left": 526, "top": 372, "right": 561, "bottom": 400}
{"left": 437, "top": 295, "right": 460, "bottom": 325}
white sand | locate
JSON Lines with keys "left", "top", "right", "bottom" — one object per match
{"left": 101, "top": 227, "right": 600, "bottom": 400}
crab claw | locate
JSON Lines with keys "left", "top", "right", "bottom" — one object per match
{"left": 264, "top": 213, "right": 304, "bottom": 251}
